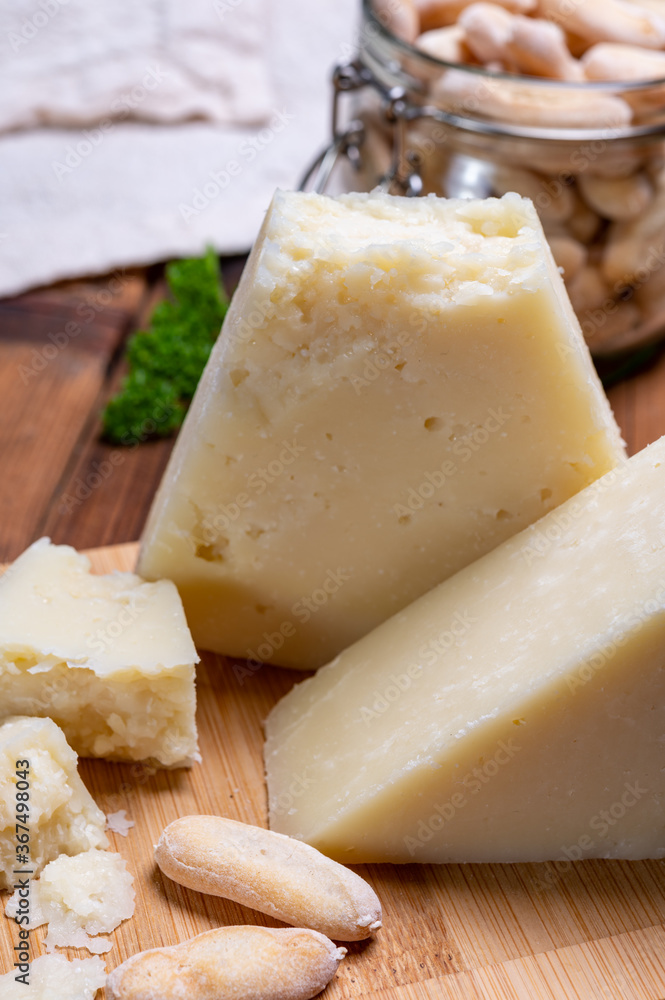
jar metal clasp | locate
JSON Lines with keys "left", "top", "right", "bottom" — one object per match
{"left": 300, "top": 59, "right": 424, "bottom": 197}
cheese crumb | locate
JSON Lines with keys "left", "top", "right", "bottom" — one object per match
{"left": 0, "top": 954, "right": 106, "bottom": 999}
{"left": 105, "top": 810, "right": 135, "bottom": 837}
{"left": 5, "top": 849, "right": 134, "bottom": 954}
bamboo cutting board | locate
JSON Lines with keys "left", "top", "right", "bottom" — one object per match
{"left": 2, "top": 541, "right": 665, "bottom": 1000}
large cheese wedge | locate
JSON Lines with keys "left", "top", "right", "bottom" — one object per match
{"left": 0, "top": 716, "right": 108, "bottom": 890}
{"left": 0, "top": 538, "right": 199, "bottom": 767}
{"left": 139, "top": 189, "right": 624, "bottom": 669}
{"left": 264, "top": 437, "right": 665, "bottom": 863}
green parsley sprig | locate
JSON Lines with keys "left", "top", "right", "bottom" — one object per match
{"left": 102, "top": 249, "right": 229, "bottom": 445}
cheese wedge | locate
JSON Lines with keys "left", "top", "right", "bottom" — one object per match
{"left": 0, "top": 538, "right": 199, "bottom": 767}
{"left": 265, "top": 437, "right": 665, "bottom": 863}
{"left": 0, "top": 716, "right": 108, "bottom": 890}
{"left": 139, "top": 189, "right": 624, "bottom": 669}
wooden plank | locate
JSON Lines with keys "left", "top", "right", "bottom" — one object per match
{"left": 40, "top": 436, "right": 176, "bottom": 554}
{"left": 27, "top": 258, "right": 243, "bottom": 554}
{"left": 606, "top": 346, "right": 665, "bottom": 456}
{"left": 2, "top": 541, "right": 665, "bottom": 1000}
{"left": 365, "top": 924, "right": 665, "bottom": 1000}
{"left": 0, "top": 271, "right": 146, "bottom": 324}
{"left": 0, "top": 272, "right": 148, "bottom": 563}
{"left": 38, "top": 276, "right": 176, "bottom": 553}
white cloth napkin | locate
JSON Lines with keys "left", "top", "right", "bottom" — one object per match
{"left": 0, "top": 0, "right": 357, "bottom": 298}
{"left": 0, "top": 0, "right": 273, "bottom": 129}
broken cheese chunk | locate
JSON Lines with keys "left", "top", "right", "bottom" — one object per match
{"left": 0, "top": 955, "right": 106, "bottom": 1000}
{"left": 0, "top": 538, "right": 199, "bottom": 767}
{"left": 5, "top": 849, "right": 135, "bottom": 954}
{"left": 265, "top": 436, "right": 665, "bottom": 863}
{"left": 138, "top": 190, "right": 624, "bottom": 669}
{"left": 0, "top": 716, "right": 108, "bottom": 890}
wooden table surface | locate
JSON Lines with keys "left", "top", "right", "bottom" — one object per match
{"left": 2, "top": 265, "right": 665, "bottom": 1000}
{"left": 0, "top": 260, "right": 244, "bottom": 564}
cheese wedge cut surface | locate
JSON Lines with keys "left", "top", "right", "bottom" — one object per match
{"left": 264, "top": 437, "right": 665, "bottom": 864}
{"left": 0, "top": 538, "right": 199, "bottom": 767}
{"left": 139, "top": 189, "right": 624, "bottom": 669}
{"left": 0, "top": 716, "right": 108, "bottom": 890}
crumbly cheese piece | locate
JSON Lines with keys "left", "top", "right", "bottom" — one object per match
{"left": 105, "top": 810, "right": 134, "bottom": 837}
{"left": 0, "top": 538, "right": 199, "bottom": 767}
{"left": 0, "top": 716, "right": 108, "bottom": 890}
{"left": 5, "top": 849, "right": 135, "bottom": 954}
{"left": 139, "top": 189, "right": 624, "bottom": 669}
{"left": 0, "top": 954, "right": 106, "bottom": 999}
{"left": 265, "top": 436, "right": 665, "bottom": 863}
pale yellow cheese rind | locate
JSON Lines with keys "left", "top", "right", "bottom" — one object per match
{"left": 265, "top": 437, "right": 665, "bottom": 864}
{"left": 0, "top": 716, "right": 108, "bottom": 890}
{"left": 139, "top": 189, "right": 624, "bottom": 669}
{"left": 0, "top": 538, "right": 199, "bottom": 766}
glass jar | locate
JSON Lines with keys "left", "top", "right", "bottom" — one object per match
{"left": 304, "top": 0, "right": 665, "bottom": 357}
